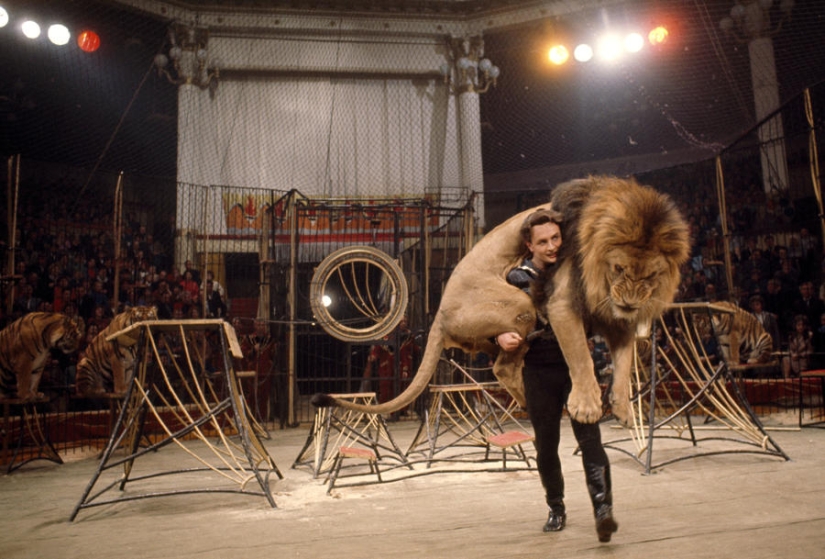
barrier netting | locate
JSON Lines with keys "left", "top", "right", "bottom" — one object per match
{"left": 2, "top": 0, "right": 825, "bottom": 450}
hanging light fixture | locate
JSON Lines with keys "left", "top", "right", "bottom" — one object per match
{"left": 154, "top": 23, "right": 220, "bottom": 90}
{"left": 439, "top": 36, "right": 500, "bottom": 95}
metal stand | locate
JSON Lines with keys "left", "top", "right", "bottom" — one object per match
{"left": 1, "top": 396, "right": 63, "bottom": 473}
{"left": 70, "top": 319, "right": 282, "bottom": 521}
{"left": 798, "top": 370, "right": 825, "bottom": 428}
{"left": 292, "top": 392, "right": 408, "bottom": 477}
{"left": 406, "top": 363, "right": 533, "bottom": 469}
{"left": 603, "top": 303, "right": 790, "bottom": 474}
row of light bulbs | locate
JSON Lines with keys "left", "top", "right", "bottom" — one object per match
{"left": 547, "top": 27, "right": 669, "bottom": 66}
{"left": 0, "top": 5, "right": 101, "bottom": 51}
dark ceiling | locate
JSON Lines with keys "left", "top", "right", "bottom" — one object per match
{"left": 2, "top": 0, "right": 825, "bottom": 182}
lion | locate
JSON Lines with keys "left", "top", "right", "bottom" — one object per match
{"left": 312, "top": 176, "right": 690, "bottom": 426}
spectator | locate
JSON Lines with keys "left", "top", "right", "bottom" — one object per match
{"left": 179, "top": 269, "right": 200, "bottom": 302}
{"left": 749, "top": 295, "right": 781, "bottom": 352}
{"left": 782, "top": 315, "right": 813, "bottom": 378}
{"left": 13, "top": 283, "right": 41, "bottom": 314}
{"left": 205, "top": 279, "right": 227, "bottom": 318}
{"left": 202, "top": 270, "right": 225, "bottom": 299}
{"left": 791, "top": 281, "right": 825, "bottom": 332}
{"left": 183, "top": 260, "right": 201, "bottom": 284}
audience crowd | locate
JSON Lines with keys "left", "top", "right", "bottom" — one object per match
{"left": 0, "top": 187, "right": 229, "bottom": 387}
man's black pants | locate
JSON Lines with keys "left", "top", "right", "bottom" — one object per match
{"left": 522, "top": 360, "right": 610, "bottom": 508}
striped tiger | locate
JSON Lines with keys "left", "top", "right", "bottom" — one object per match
{"left": 75, "top": 306, "right": 157, "bottom": 396}
{"left": 0, "top": 312, "right": 85, "bottom": 400}
{"left": 701, "top": 301, "right": 774, "bottom": 365}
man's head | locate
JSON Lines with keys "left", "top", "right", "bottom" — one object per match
{"left": 520, "top": 209, "right": 563, "bottom": 270}
{"left": 750, "top": 295, "right": 764, "bottom": 312}
{"left": 254, "top": 318, "right": 268, "bottom": 336}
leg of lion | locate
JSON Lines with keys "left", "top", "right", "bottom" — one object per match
{"left": 546, "top": 314, "right": 602, "bottom": 423}
{"left": 546, "top": 273, "right": 602, "bottom": 424}
{"left": 607, "top": 343, "right": 634, "bottom": 426}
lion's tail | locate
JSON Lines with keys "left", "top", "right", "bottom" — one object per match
{"left": 310, "top": 316, "right": 445, "bottom": 414}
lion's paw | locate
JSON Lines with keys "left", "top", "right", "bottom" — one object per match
{"left": 609, "top": 394, "right": 633, "bottom": 427}
{"left": 567, "top": 386, "right": 603, "bottom": 424}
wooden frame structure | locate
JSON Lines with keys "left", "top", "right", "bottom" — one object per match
{"left": 70, "top": 319, "right": 282, "bottom": 520}
{"left": 602, "top": 303, "right": 790, "bottom": 474}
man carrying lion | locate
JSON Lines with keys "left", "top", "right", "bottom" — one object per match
{"left": 496, "top": 208, "right": 618, "bottom": 542}
{"left": 314, "top": 176, "right": 690, "bottom": 544}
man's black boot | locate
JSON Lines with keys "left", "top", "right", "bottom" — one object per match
{"left": 585, "top": 463, "right": 618, "bottom": 542}
{"left": 542, "top": 503, "right": 566, "bottom": 532}
{"left": 594, "top": 503, "right": 618, "bottom": 543}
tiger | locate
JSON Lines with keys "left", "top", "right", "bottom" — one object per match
{"left": 0, "top": 312, "right": 85, "bottom": 400}
{"left": 697, "top": 301, "right": 774, "bottom": 365}
{"left": 75, "top": 306, "right": 158, "bottom": 397}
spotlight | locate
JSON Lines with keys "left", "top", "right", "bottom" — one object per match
{"left": 21, "top": 20, "right": 41, "bottom": 39}
{"left": 548, "top": 44, "right": 569, "bottom": 65}
{"left": 47, "top": 24, "right": 71, "bottom": 46}
{"left": 574, "top": 43, "right": 593, "bottom": 62}
{"left": 322, "top": 295, "right": 332, "bottom": 308}
{"left": 0, "top": 7, "right": 8, "bottom": 28}
{"left": 624, "top": 32, "right": 644, "bottom": 53}
{"left": 77, "top": 30, "right": 100, "bottom": 53}
{"left": 648, "top": 26, "right": 669, "bottom": 46}
{"left": 596, "top": 34, "right": 622, "bottom": 61}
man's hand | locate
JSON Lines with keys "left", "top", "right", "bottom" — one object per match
{"left": 496, "top": 332, "right": 523, "bottom": 352}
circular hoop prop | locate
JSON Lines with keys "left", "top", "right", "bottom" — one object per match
{"left": 310, "top": 246, "right": 408, "bottom": 342}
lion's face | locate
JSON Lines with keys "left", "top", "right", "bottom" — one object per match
{"left": 574, "top": 177, "right": 690, "bottom": 327}
{"left": 602, "top": 248, "right": 675, "bottom": 322}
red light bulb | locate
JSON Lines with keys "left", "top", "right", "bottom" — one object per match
{"left": 77, "top": 30, "right": 100, "bottom": 53}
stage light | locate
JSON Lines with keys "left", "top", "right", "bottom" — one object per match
{"left": 47, "top": 24, "right": 70, "bottom": 46}
{"left": 77, "top": 30, "right": 100, "bottom": 53}
{"left": 548, "top": 44, "right": 569, "bottom": 65}
{"left": 624, "top": 32, "right": 644, "bottom": 53}
{"left": 596, "top": 34, "right": 622, "bottom": 61}
{"left": 649, "top": 26, "right": 669, "bottom": 45}
{"left": 574, "top": 43, "right": 593, "bottom": 62}
{"left": 0, "top": 7, "right": 8, "bottom": 28}
{"left": 21, "top": 20, "right": 41, "bottom": 39}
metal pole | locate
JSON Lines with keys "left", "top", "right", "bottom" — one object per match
{"left": 287, "top": 191, "right": 298, "bottom": 425}
{"left": 113, "top": 171, "right": 124, "bottom": 312}
{"left": 715, "top": 157, "right": 735, "bottom": 300}
{"left": 6, "top": 155, "right": 20, "bottom": 315}
{"left": 202, "top": 187, "right": 210, "bottom": 317}
{"left": 644, "top": 320, "right": 658, "bottom": 475}
{"left": 803, "top": 88, "right": 825, "bottom": 243}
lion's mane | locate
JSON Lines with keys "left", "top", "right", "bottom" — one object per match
{"left": 550, "top": 177, "right": 689, "bottom": 335}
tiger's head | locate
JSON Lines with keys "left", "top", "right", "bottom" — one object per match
{"left": 129, "top": 305, "right": 158, "bottom": 322}
{"left": 54, "top": 315, "right": 85, "bottom": 354}
{"left": 104, "top": 306, "right": 159, "bottom": 338}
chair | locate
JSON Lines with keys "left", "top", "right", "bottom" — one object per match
{"left": 326, "top": 446, "right": 383, "bottom": 494}
{"left": 485, "top": 430, "right": 535, "bottom": 470}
